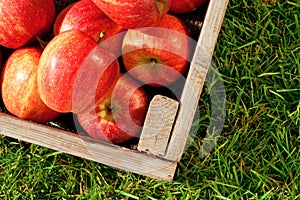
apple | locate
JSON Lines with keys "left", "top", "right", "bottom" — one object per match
{"left": 37, "top": 30, "right": 120, "bottom": 114}
{"left": 53, "top": 0, "right": 125, "bottom": 54}
{"left": 122, "top": 14, "right": 192, "bottom": 87}
{"left": 0, "top": 46, "right": 60, "bottom": 122}
{"left": 53, "top": 2, "right": 74, "bottom": 36}
{"left": 92, "top": 0, "right": 171, "bottom": 29}
{"left": 0, "top": 49, "right": 3, "bottom": 68}
{"left": 169, "top": 0, "right": 207, "bottom": 14}
{"left": 76, "top": 73, "right": 149, "bottom": 144}
{"left": 0, "top": 0, "right": 56, "bottom": 49}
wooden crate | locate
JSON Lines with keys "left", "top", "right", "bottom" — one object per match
{"left": 0, "top": 0, "right": 228, "bottom": 182}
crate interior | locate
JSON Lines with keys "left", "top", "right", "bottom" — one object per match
{"left": 0, "top": 0, "right": 210, "bottom": 150}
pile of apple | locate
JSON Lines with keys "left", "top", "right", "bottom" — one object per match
{"left": 0, "top": 0, "right": 207, "bottom": 144}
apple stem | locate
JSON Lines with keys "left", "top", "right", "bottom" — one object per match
{"left": 155, "top": 0, "right": 170, "bottom": 15}
{"left": 157, "top": 0, "right": 170, "bottom": 7}
{"left": 97, "top": 32, "right": 106, "bottom": 44}
{"left": 34, "top": 35, "right": 48, "bottom": 49}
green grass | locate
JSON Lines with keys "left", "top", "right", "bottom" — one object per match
{"left": 0, "top": 0, "right": 299, "bottom": 199}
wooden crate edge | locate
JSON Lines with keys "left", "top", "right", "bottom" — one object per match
{"left": 164, "top": 0, "right": 229, "bottom": 161}
{"left": 0, "top": 112, "right": 177, "bottom": 182}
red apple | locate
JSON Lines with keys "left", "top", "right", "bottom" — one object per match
{"left": 76, "top": 73, "right": 149, "bottom": 144}
{"left": 0, "top": 0, "right": 56, "bottom": 49}
{"left": 169, "top": 0, "right": 207, "bottom": 14}
{"left": 0, "top": 49, "right": 3, "bottom": 68}
{"left": 53, "top": 0, "right": 125, "bottom": 39}
{"left": 122, "top": 14, "right": 192, "bottom": 87}
{"left": 53, "top": 0, "right": 125, "bottom": 54}
{"left": 53, "top": 2, "right": 74, "bottom": 36}
{"left": 0, "top": 47, "right": 60, "bottom": 122}
{"left": 92, "top": 0, "right": 171, "bottom": 29}
{"left": 37, "top": 30, "right": 120, "bottom": 114}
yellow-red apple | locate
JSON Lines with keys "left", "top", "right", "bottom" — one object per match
{"left": 0, "top": 0, "right": 56, "bottom": 49}
{"left": 1, "top": 47, "right": 60, "bottom": 122}
{"left": 92, "top": 0, "right": 171, "bottom": 29}
{"left": 53, "top": 0, "right": 125, "bottom": 54}
{"left": 122, "top": 14, "right": 192, "bottom": 87}
{"left": 76, "top": 73, "right": 149, "bottom": 144}
{"left": 37, "top": 30, "right": 120, "bottom": 114}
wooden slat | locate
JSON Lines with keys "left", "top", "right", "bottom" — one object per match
{"left": 0, "top": 112, "right": 177, "bottom": 182}
{"left": 138, "top": 95, "right": 179, "bottom": 156}
{"left": 164, "top": 0, "right": 229, "bottom": 161}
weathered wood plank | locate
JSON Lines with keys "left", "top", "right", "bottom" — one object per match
{"left": 0, "top": 112, "right": 177, "bottom": 182}
{"left": 164, "top": 0, "right": 229, "bottom": 161}
{"left": 138, "top": 95, "right": 179, "bottom": 156}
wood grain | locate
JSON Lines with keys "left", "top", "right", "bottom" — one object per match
{"left": 138, "top": 95, "right": 179, "bottom": 156}
{"left": 164, "top": 0, "right": 229, "bottom": 161}
{"left": 0, "top": 112, "right": 177, "bottom": 182}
